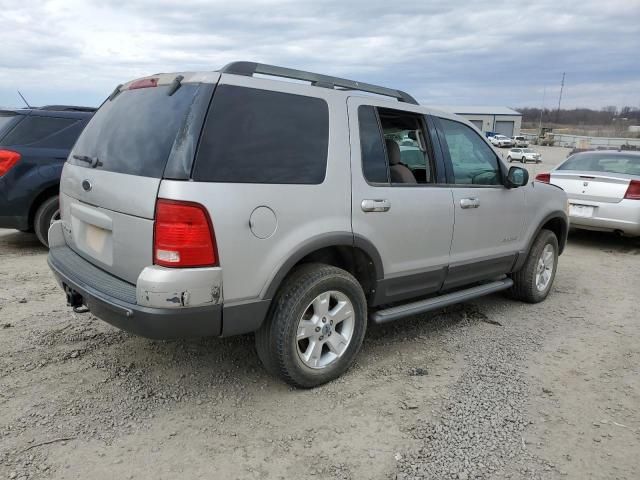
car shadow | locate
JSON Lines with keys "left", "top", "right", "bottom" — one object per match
{"left": 0, "top": 229, "right": 46, "bottom": 253}
{"left": 567, "top": 229, "right": 640, "bottom": 254}
{"left": 117, "top": 301, "right": 478, "bottom": 387}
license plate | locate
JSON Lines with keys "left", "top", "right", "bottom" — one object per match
{"left": 569, "top": 204, "right": 594, "bottom": 218}
{"left": 86, "top": 224, "right": 108, "bottom": 252}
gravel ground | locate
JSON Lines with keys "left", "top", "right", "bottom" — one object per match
{"left": 1, "top": 146, "right": 639, "bottom": 479}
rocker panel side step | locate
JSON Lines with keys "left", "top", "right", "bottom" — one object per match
{"left": 370, "top": 278, "right": 513, "bottom": 324}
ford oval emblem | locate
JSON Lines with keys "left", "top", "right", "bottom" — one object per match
{"left": 82, "top": 179, "right": 92, "bottom": 192}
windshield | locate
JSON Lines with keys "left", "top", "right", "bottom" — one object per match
{"left": 523, "top": 148, "right": 534, "bottom": 153}
{"left": 69, "top": 83, "right": 204, "bottom": 178}
{"left": 558, "top": 154, "right": 640, "bottom": 175}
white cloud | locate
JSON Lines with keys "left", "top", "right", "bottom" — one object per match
{"left": 0, "top": 0, "right": 639, "bottom": 108}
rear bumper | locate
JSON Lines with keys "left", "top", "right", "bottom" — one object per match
{"left": 568, "top": 198, "right": 640, "bottom": 236}
{"left": 48, "top": 245, "right": 222, "bottom": 339}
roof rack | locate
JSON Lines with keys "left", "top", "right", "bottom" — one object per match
{"left": 220, "top": 61, "right": 419, "bottom": 105}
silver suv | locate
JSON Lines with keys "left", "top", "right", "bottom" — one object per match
{"left": 48, "top": 62, "right": 568, "bottom": 387}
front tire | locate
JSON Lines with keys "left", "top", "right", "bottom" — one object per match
{"left": 34, "top": 195, "right": 60, "bottom": 248}
{"left": 255, "top": 263, "right": 367, "bottom": 388}
{"left": 509, "top": 229, "right": 559, "bottom": 303}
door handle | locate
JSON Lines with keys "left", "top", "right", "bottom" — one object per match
{"left": 460, "top": 197, "right": 480, "bottom": 209}
{"left": 361, "top": 199, "right": 391, "bottom": 212}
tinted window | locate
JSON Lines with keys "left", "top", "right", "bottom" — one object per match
{"left": 358, "top": 105, "right": 388, "bottom": 183}
{"left": 439, "top": 118, "right": 502, "bottom": 185}
{"left": 51, "top": 121, "right": 87, "bottom": 149}
{"left": 559, "top": 154, "right": 640, "bottom": 175}
{"left": 0, "top": 113, "right": 19, "bottom": 138}
{"left": 70, "top": 84, "right": 202, "bottom": 178}
{"left": 194, "top": 85, "right": 329, "bottom": 184}
{"left": 2, "top": 115, "right": 77, "bottom": 146}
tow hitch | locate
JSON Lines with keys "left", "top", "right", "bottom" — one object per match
{"left": 63, "top": 284, "right": 90, "bottom": 314}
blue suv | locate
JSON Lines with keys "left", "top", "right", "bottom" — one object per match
{"left": 0, "top": 105, "right": 95, "bottom": 246}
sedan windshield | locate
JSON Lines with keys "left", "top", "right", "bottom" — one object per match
{"left": 558, "top": 153, "right": 640, "bottom": 175}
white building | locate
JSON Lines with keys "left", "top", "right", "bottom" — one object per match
{"left": 440, "top": 106, "right": 523, "bottom": 137}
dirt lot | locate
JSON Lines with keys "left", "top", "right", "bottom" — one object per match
{"left": 1, "top": 146, "right": 639, "bottom": 479}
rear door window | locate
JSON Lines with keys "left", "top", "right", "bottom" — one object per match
{"left": 193, "top": 85, "right": 329, "bottom": 184}
{"left": 358, "top": 105, "right": 435, "bottom": 185}
{"left": 358, "top": 105, "right": 389, "bottom": 183}
{"left": 70, "top": 84, "right": 204, "bottom": 178}
{"left": 1, "top": 115, "right": 77, "bottom": 146}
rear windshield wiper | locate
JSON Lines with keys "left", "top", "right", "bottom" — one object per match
{"left": 167, "top": 75, "right": 184, "bottom": 96}
{"left": 107, "top": 84, "right": 123, "bottom": 102}
{"left": 72, "top": 154, "right": 102, "bottom": 168}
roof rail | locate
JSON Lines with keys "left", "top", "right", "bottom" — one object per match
{"left": 220, "top": 61, "right": 419, "bottom": 105}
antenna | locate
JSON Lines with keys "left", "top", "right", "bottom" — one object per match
{"left": 555, "top": 72, "right": 565, "bottom": 122}
{"left": 17, "top": 90, "right": 32, "bottom": 109}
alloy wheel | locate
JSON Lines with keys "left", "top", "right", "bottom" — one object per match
{"left": 296, "top": 290, "right": 355, "bottom": 369}
{"left": 535, "top": 244, "right": 555, "bottom": 291}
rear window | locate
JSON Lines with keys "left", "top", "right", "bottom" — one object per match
{"left": 558, "top": 154, "right": 640, "bottom": 175}
{"left": 0, "top": 113, "right": 19, "bottom": 137}
{"left": 193, "top": 85, "right": 329, "bottom": 184}
{"left": 1, "top": 115, "right": 78, "bottom": 147}
{"left": 70, "top": 83, "right": 203, "bottom": 178}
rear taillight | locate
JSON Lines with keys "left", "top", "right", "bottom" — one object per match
{"left": 624, "top": 180, "right": 640, "bottom": 200}
{"left": 153, "top": 199, "right": 218, "bottom": 268}
{"left": 535, "top": 172, "right": 550, "bottom": 183}
{"left": 0, "top": 150, "right": 21, "bottom": 177}
{"left": 128, "top": 78, "right": 158, "bottom": 90}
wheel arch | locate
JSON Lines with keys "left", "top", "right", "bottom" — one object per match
{"left": 541, "top": 214, "right": 568, "bottom": 254}
{"left": 513, "top": 211, "right": 568, "bottom": 272}
{"left": 261, "top": 233, "right": 384, "bottom": 302}
{"left": 28, "top": 183, "right": 60, "bottom": 229}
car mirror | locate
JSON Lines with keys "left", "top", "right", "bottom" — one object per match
{"left": 506, "top": 166, "right": 529, "bottom": 188}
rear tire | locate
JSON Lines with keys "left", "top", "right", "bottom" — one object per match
{"left": 255, "top": 263, "right": 367, "bottom": 388}
{"left": 34, "top": 195, "right": 60, "bottom": 248}
{"left": 509, "top": 229, "right": 559, "bottom": 303}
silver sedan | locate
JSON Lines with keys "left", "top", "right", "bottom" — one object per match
{"left": 536, "top": 151, "right": 640, "bottom": 236}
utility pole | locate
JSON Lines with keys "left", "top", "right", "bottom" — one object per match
{"left": 555, "top": 72, "right": 565, "bottom": 122}
{"left": 538, "top": 86, "right": 546, "bottom": 135}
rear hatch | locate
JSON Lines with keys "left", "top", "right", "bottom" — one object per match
{"left": 60, "top": 73, "right": 217, "bottom": 284}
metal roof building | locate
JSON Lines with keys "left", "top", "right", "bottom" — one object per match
{"left": 439, "top": 106, "right": 523, "bottom": 137}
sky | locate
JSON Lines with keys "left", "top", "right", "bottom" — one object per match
{"left": 1, "top": 0, "right": 639, "bottom": 110}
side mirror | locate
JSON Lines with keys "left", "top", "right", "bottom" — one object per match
{"left": 506, "top": 166, "right": 529, "bottom": 188}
